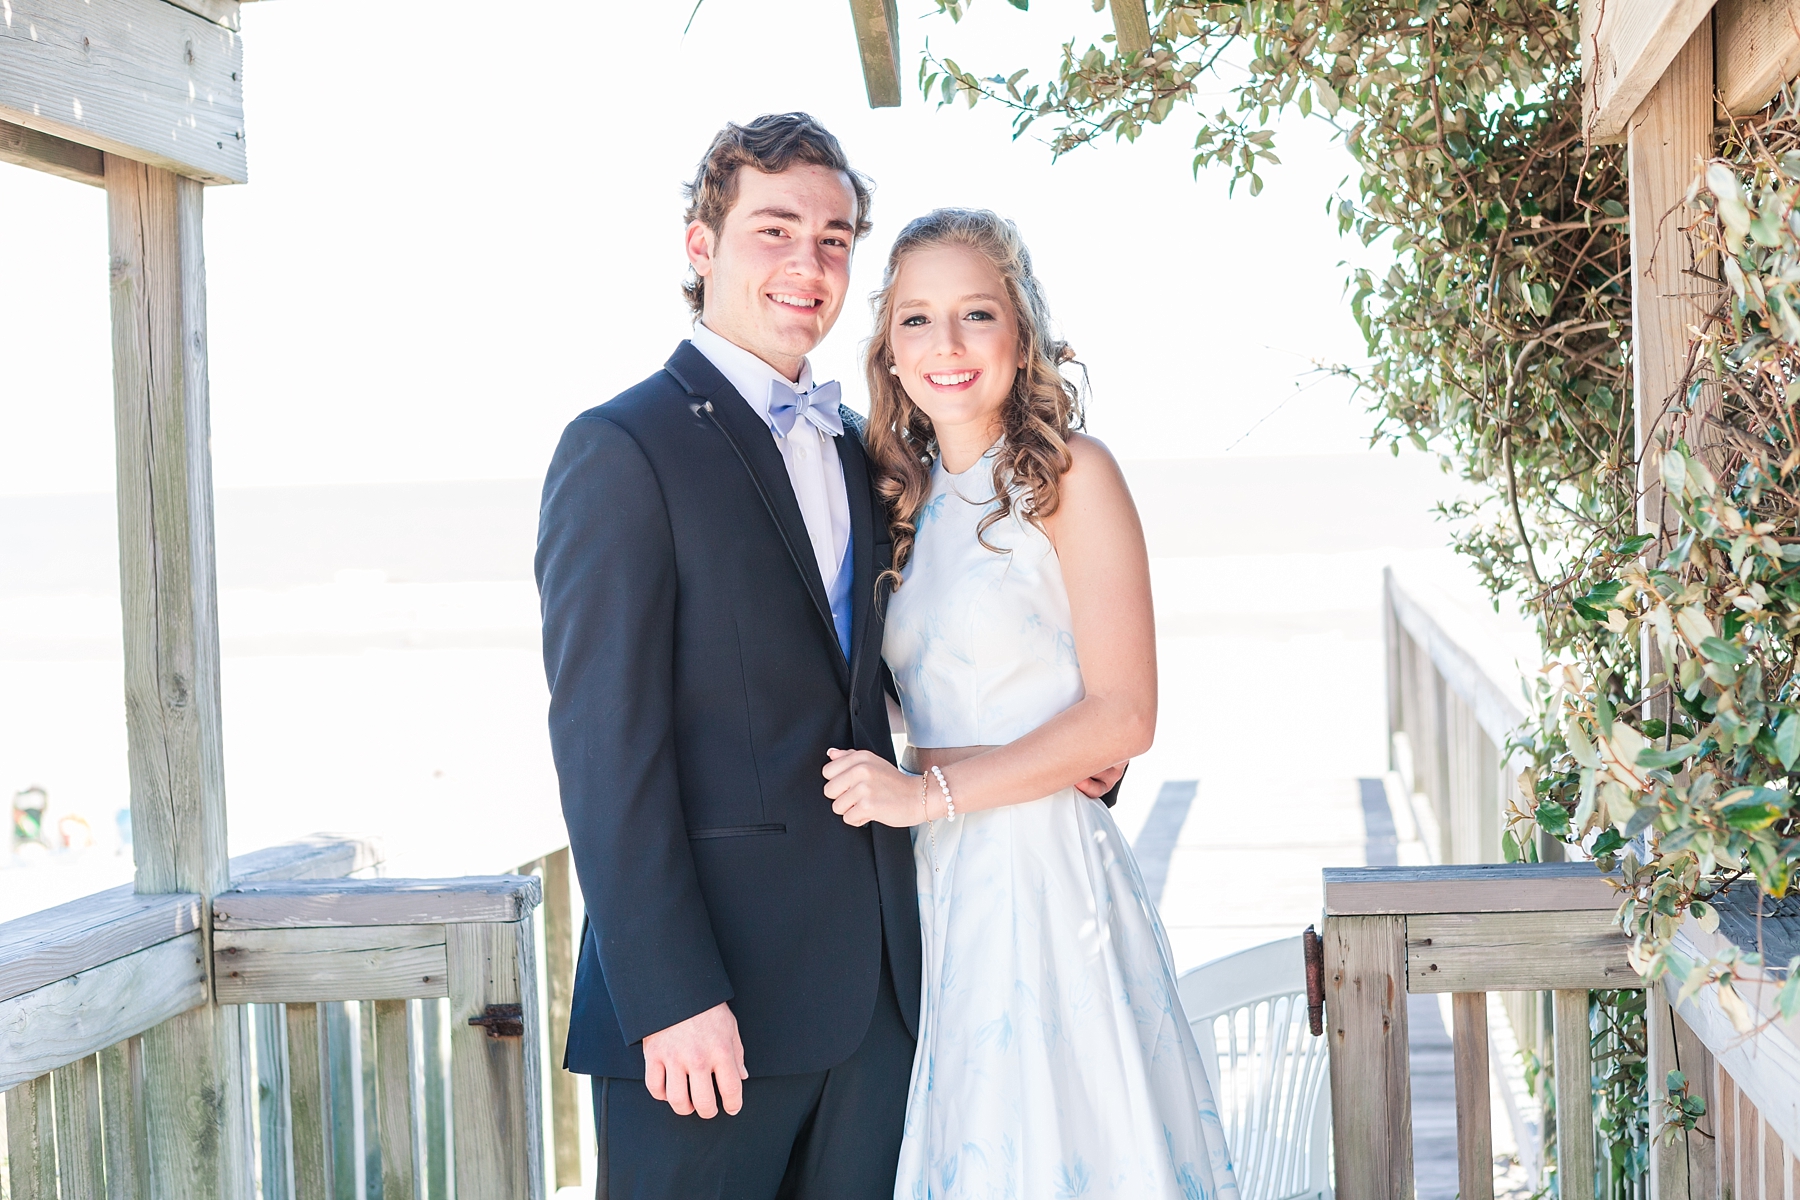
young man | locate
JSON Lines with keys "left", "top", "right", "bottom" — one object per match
{"left": 536, "top": 114, "right": 920, "bottom": 1199}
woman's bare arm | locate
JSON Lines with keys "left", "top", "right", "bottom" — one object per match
{"left": 824, "top": 434, "right": 1155, "bottom": 824}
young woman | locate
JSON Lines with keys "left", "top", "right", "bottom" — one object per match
{"left": 821, "top": 209, "right": 1239, "bottom": 1200}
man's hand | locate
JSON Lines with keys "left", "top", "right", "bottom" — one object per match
{"left": 1076, "top": 763, "right": 1126, "bottom": 800}
{"left": 642, "top": 1001, "right": 747, "bottom": 1118}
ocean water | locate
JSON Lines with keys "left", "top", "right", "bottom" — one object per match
{"left": 0, "top": 453, "right": 1464, "bottom": 922}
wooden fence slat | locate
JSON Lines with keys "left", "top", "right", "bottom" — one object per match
{"left": 421, "top": 997, "right": 452, "bottom": 1200}
{"left": 1669, "top": 1005, "right": 1718, "bottom": 1197}
{"left": 1716, "top": 1065, "right": 1737, "bottom": 1198}
{"left": 1323, "top": 915, "right": 1411, "bottom": 1200}
{"left": 541, "top": 848, "right": 580, "bottom": 1191}
{"left": 1647, "top": 995, "right": 1688, "bottom": 1198}
{"left": 6, "top": 1075, "right": 57, "bottom": 1200}
{"left": 323, "top": 1001, "right": 366, "bottom": 1199}
{"left": 376, "top": 999, "right": 419, "bottom": 1200}
{"left": 52, "top": 1054, "right": 106, "bottom": 1199}
{"left": 1451, "top": 993, "right": 1494, "bottom": 1200}
{"left": 256, "top": 1004, "right": 294, "bottom": 1200}
{"left": 1553, "top": 990, "right": 1596, "bottom": 1200}
{"left": 446, "top": 919, "right": 544, "bottom": 1200}
{"left": 284, "top": 1003, "right": 332, "bottom": 1200}
{"left": 98, "top": 1037, "right": 147, "bottom": 1200}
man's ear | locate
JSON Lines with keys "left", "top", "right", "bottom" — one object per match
{"left": 685, "top": 220, "right": 715, "bottom": 280}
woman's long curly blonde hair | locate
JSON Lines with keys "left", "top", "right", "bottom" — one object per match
{"left": 865, "top": 208, "right": 1084, "bottom": 591}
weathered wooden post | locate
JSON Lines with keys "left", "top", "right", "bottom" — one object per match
{"left": 1322, "top": 913, "right": 1413, "bottom": 1199}
{"left": 106, "top": 154, "right": 251, "bottom": 1197}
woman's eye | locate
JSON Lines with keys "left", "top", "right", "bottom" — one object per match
{"left": 900, "top": 315, "right": 928, "bottom": 327}
{"left": 966, "top": 310, "right": 994, "bottom": 321}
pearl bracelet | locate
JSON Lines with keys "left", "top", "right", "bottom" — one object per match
{"left": 929, "top": 765, "right": 957, "bottom": 821}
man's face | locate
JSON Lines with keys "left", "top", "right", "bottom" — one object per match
{"left": 685, "top": 164, "right": 859, "bottom": 380}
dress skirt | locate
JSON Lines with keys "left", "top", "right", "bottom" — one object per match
{"left": 895, "top": 787, "right": 1240, "bottom": 1200}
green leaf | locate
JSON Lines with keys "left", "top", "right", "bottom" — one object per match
{"left": 1573, "top": 581, "right": 1625, "bottom": 621}
{"left": 1637, "top": 742, "right": 1703, "bottom": 770}
{"left": 1592, "top": 828, "right": 1627, "bottom": 857}
{"left": 1721, "top": 787, "right": 1789, "bottom": 831}
{"left": 1535, "top": 798, "right": 1572, "bottom": 837}
{"left": 1774, "top": 713, "right": 1800, "bottom": 770}
{"left": 1699, "top": 637, "right": 1748, "bottom": 665}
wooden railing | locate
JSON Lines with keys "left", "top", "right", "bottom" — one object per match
{"left": 0, "top": 834, "right": 584, "bottom": 1199}
{"left": 1324, "top": 861, "right": 1638, "bottom": 1200}
{"left": 1324, "top": 862, "right": 1800, "bottom": 1200}
{"left": 1383, "top": 565, "right": 1536, "bottom": 867}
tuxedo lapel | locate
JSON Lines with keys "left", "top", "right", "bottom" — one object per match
{"left": 836, "top": 425, "right": 880, "bottom": 701}
{"left": 665, "top": 342, "right": 848, "bottom": 685}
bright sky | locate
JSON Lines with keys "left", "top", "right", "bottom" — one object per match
{"left": 0, "top": 0, "right": 1388, "bottom": 497}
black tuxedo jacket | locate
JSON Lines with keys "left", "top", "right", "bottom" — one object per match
{"left": 536, "top": 341, "right": 922, "bottom": 1079}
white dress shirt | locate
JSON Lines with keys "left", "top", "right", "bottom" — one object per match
{"left": 690, "top": 322, "right": 854, "bottom": 658}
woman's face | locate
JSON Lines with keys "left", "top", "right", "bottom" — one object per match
{"left": 887, "top": 245, "right": 1023, "bottom": 440}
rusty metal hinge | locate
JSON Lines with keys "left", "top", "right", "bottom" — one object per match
{"left": 468, "top": 1004, "right": 524, "bottom": 1038}
{"left": 1303, "top": 925, "right": 1326, "bottom": 1037}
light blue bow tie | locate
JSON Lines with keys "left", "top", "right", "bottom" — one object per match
{"left": 767, "top": 379, "right": 844, "bottom": 439}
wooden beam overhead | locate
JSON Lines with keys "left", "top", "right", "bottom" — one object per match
{"left": 1716, "top": 0, "right": 1800, "bottom": 115}
{"left": 1580, "top": 0, "right": 1718, "bottom": 143}
{"left": 848, "top": 0, "right": 901, "bottom": 109}
{"left": 0, "top": 0, "right": 247, "bottom": 184}
{"left": 1110, "top": 0, "right": 1153, "bottom": 54}
{"left": 0, "top": 117, "right": 103, "bottom": 186}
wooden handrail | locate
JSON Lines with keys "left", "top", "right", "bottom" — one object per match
{"left": 215, "top": 875, "right": 541, "bottom": 930}
{"left": 1325, "top": 861, "right": 1619, "bottom": 915}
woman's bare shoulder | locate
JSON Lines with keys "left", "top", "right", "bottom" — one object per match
{"left": 1060, "top": 432, "right": 1132, "bottom": 502}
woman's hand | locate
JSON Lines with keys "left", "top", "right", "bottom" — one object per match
{"left": 822, "top": 748, "right": 927, "bottom": 828}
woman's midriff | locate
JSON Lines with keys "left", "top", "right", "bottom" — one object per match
{"left": 901, "top": 745, "right": 996, "bottom": 774}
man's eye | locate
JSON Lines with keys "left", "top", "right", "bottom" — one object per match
{"left": 761, "top": 228, "right": 788, "bottom": 237}
{"left": 900, "top": 315, "right": 928, "bottom": 327}
{"left": 823, "top": 237, "right": 848, "bottom": 248}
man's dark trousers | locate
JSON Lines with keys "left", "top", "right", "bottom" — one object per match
{"left": 592, "top": 949, "right": 912, "bottom": 1200}
{"left": 537, "top": 341, "right": 922, "bottom": 1199}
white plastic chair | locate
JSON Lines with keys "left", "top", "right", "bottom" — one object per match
{"left": 1179, "top": 935, "right": 1333, "bottom": 1200}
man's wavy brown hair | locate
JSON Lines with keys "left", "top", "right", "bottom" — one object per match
{"left": 865, "top": 208, "right": 1084, "bottom": 591}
